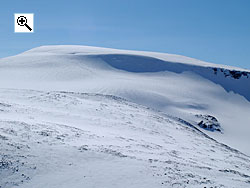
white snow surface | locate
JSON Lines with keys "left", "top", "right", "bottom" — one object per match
{"left": 0, "top": 45, "right": 250, "bottom": 187}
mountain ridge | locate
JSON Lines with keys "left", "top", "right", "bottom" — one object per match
{"left": 9, "top": 45, "right": 250, "bottom": 72}
{"left": 1, "top": 45, "right": 250, "bottom": 187}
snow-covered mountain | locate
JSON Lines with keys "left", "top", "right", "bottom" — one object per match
{"left": 0, "top": 45, "right": 250, "bottom": 187}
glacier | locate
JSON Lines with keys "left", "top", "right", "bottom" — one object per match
{"left": 0, "top": 45, "right": 250, "bottom": 187}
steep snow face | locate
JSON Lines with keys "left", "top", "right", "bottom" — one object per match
{"left": 93, "top": 54, "right": 250, "bottom": 101}
{"left": 0, "top": 45, "right": 249, "bottom": 156}
{"left": 0, "top": 89, "right": 250, "bottom": 188}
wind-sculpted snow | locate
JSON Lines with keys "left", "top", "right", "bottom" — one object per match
{"left": 92, "top": 54, "right": 250, "bottom": 101}
{"left": 0, "top": 89, "right": 250, "bottom": 188}
{"left": 0, "top": 45, "right": 249, "bottom": 155}
{"left": 0, "top": 45, "right": 250, "bottom": 187}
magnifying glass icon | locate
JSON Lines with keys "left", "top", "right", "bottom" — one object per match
{"left": 17, "top": 16, "right": 32, "bottom": 31}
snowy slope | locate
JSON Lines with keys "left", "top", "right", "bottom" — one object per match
{"left": 0, "top": 45, "right": 250, "bottom": 187}
{"left": 1, "top": 89, "right": 250, "bottom": 188}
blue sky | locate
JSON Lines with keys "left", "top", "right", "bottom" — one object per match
{"left": 0, "top": 0, "right": 250, "bottom": 69}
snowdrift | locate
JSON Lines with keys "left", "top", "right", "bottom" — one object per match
{"left": 1, "top": 45, "right": 250, "bottom": 187}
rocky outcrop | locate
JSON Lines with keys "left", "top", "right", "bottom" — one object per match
{"left": 195, "top": 114, "right": 222, "bottom": 132}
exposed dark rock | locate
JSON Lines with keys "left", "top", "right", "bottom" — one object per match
{"left": 212, "top": 68, "right": 250, "bottom": 80}
{"left": 212, "top": 68, "right": 218, "bottom": 75}
{"left": 229, "top": 70, "right": 242, "bottom": 79}
{"left": 195, "top": 114, "right": 222, "bottom": 132}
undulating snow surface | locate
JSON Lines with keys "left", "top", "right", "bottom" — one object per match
{"left": 0, "top": 45, "right": 250, "bottom": 187}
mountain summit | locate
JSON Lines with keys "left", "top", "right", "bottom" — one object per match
{"left": 1, "top": 45, "right": 250, "bottom": 188}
